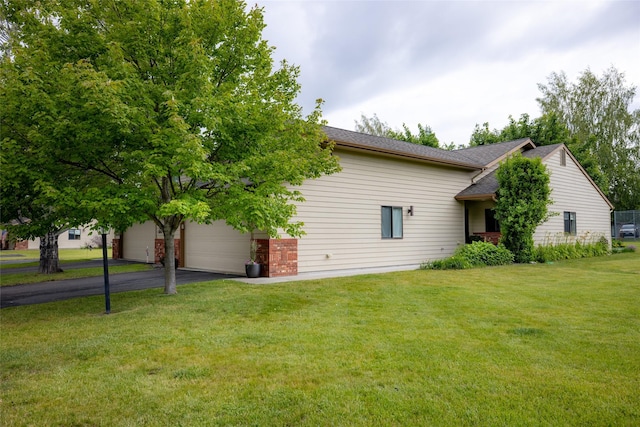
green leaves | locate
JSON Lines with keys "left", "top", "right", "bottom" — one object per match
{"left": 354, "top": 114, "right": 441, "bottom": 148}
{"left": 537, "top": 67, "right": 640, "bottom": 209}
{"left": 495, "top": 154, "right": 552, "bottom": 263}
{"left": 469, "top": 112, "right": 570, "bottom": 147}
{"left": 2, "top": 0, "right": 340, "bottom": 291}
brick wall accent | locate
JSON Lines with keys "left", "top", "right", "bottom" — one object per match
{"left": 112, "top": 238, "right": 122, "bottom": 259}
{"left": 256, "top": 238, "right": 297, "bottom": 277}
{"left": 14, "top": 240, "right": 28, "bottom": 250}
{"left": 155, "top": 238, "right": 181, "bottom": 267}
{"left": 473, "top": 232, "right": 502, "bottom": 245}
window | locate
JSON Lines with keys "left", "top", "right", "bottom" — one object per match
{"left": 68, "top": 228, "right": 81, "bottom": 240}
{"left": 381, "top": 206, "right": 403, "bottom": 239}
{"left": 485, "top": 209, "right": 500, "bottom": 232}
{"left": 564, "top": 211, "right": 576, "bottom": 235}
{"left": 560, "top": 149, "right": 566, "bottom": 166}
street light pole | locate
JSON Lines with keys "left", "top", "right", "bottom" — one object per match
{"left": 101, "top": 231, "right": 111, "bottom": 314}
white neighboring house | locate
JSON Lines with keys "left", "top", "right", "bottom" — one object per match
{"left": 18, "top": 224, "right": 114, "bottom": 250}
{"left": 115, "top": 126, "right": 613, "bottom": 277}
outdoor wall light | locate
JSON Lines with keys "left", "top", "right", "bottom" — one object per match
{"left": 408, "top": 206, "right": 414, "bottom": 216}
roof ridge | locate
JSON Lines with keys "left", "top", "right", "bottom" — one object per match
{"left": 322, "top": 126, "right": 482, "bottom": 168}
{"left": 452, "top": 138, "right": 532, "bottom": 152}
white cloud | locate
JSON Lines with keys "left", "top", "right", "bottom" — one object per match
{"left": 258, "top": 0, "right": 640, "bottom": 146}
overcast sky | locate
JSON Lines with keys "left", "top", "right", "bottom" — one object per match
{"left": 255, "top": 0, "right": 640, "bottom": 146}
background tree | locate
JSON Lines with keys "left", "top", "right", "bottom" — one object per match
{"left": 0, "top": 139, "right": 92, "bottom": 273}
{"left": 469, "top": 122, "right": 502, "bottom": 146}
{"left": 354, "top": 114, "right": 440, "bottom": 148}
{"left": 1, "top": 0, "right": 340, "bottom": 294}
{"left": 537, "top": 67, "right": 640, "bottom": 210}
{"left": 354, "top": 113, "right": 395, "bottom": 137}
{"left": 390, "top": 123, "right": 439, "bottom": 148}
{"left": 494, "top": 154, "right": 552, "bottom": 263}
{"left": 0, "top": 48, "right": 100, "bottom": 273}
{"left": 469, "top": 112, "right": 570, "bottom": 147}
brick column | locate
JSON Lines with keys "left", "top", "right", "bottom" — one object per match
{"left": 256, "top": 238, "right": 297, "bottom": 277}
{"left": 112, "top": 238, "right": 122, "bottom": 259}
{"left": 155, "top": 238, "right": 181, "bottom": 267}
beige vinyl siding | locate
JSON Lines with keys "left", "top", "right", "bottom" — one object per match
{"left": 25, "top": 223, "right": 113, "bottom": 250}
{"left": 535, "top": 148, "right": 612, "bottom": 244}
{"left": 122, "top": 221, "right": 156, "bottom": 263}
{"left": 58, "top": 229, "right": 93, "bottom": 249}
{"left": 183, "top": 220, "right": 249, "bottom": 274}
{"left": 292, "top": 149, "right": 469, "bottom": 273}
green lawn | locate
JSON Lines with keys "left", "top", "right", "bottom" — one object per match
{"left": 0, "top": 248, "right": 111, "bottom": 262}
{"left": 1, "top": 253, "right": 639, "bottom": 426}
{"left": 0, "top": 263, "right": 152, "bottom": 286}
{"left": 0, "top": 248, "right": 151, "bottom": 286}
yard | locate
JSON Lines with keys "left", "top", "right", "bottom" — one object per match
{"left": 0, "top": 249, "right": 150, "bottom": 286}
{"left": 1, "top": 252, "right": 639, "bottom": 426}
{"left": 0, "top": 248, "right": 111, "bottom": 262}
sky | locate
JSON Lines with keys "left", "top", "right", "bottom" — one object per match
{"left": 255, "top": 0, "right": 640, "bottom": 146}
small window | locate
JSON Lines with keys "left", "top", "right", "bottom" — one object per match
{"left": 564, "top": 211, "right": 576, "bottom": 235}
{"left": 381, "top": 206, "right": 403, "bottom": 239}
{"left": 560, "top": 149, "right": 566, "bottom": 166}
{"left": 485, "top": 209, "right": 500, "bottom": 232}
{"left": 68, "top": 229, "right": 81, "bottom": 240}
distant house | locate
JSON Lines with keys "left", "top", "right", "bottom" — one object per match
{"left": 114, "top": 126, "right": 613, "bottom": 276}
{"left": 14, "top": 224, "right": 113, "bottom": 250}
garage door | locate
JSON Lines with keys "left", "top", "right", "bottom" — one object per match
{"left": 184, "top": 221, "right": 249, "bottom": 274}
{"left": 123, "top": 221, "right": 156, "bottom": 263}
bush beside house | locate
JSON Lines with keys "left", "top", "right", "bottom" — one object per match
{"left": 421, "top": 241, "right": 514, "bottom": 270}
{"left": 422, "top": 232, "right": 625, "bottom": 270}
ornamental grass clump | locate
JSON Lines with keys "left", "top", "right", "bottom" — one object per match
{"left": 533, "top": 233, "right": 610, "bottom": 262}
{"left": 421, "top": 241, "right": 514, "bottom": 270}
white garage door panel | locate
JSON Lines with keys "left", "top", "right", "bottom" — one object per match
{"left": 123, "top": 221, "right": 156, "bottom": 263}
{"left": 184, "top": 221, "right": 248, "bottom": 274}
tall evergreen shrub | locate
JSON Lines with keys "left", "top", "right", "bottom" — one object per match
{"left": 495, "top": 154, "right": 552, "bottom": 263}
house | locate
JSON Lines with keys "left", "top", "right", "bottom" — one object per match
{"left": 14, "top": 225, "right": 113, "bottom": 250}
{"left": 113, "top": 126, "right": 613, "bottom": 276}
{"left": 454, "top": 138, "right": 613, "bottom": 246}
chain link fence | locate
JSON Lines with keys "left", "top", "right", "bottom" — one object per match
{"left": 612, "top": 210, "right": 640, "bottom": 240}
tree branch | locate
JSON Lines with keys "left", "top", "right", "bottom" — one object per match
{"left": 55, "top": 158, "right": 124, "bottom": 184}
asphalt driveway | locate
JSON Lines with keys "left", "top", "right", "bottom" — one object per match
{"left": 0, "top": 260, "right": 239, "bottom": 308}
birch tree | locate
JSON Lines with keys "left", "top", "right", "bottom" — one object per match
{"left": 537, "top": 67, "right": 640, "bottom": 209}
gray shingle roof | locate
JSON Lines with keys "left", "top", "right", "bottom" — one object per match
{"left": 455, "top": 170, "right": 499, "bottom": 200}
{"left": 322, "top": 126, "right": 482, "bottom": 169}
{"left": 321, "top": 126, "right": 610, "bottom": 208}
{"left": 452, "top": 138, "right": 534, "bottom": 166}
{"left": 455, "top": 144, "right": 563, "bottom": 200}
{"left": 522, "top": 143, "right": 563, "bottom": 160}
{"left": 323, "top": 126, "right": 541, "bottom": 171}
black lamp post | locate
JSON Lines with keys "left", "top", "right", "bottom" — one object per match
{"left": 100, "top": 228, "right": 111, "bottom": 314}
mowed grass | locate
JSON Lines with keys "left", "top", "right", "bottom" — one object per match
{"left": 0, "top": 263, "right": 152, "bottom": 286}
{"left": 0, "top": 248, "right": 112, "bottom": 263}
{"left": 0, "top": 248, "right": 151, "bottom": 286}
{"left": 1, "top": 253, "right": 639, "bottom": 426}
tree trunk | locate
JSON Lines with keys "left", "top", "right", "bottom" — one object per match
{"left": 39, "top": 231, "right": 62, "bottom": 274}
{"left": 163, "top": 227, "right": 177, "bottom": 294}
